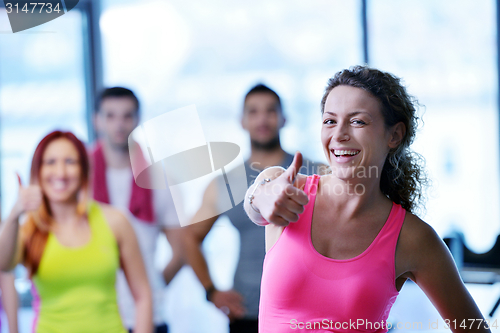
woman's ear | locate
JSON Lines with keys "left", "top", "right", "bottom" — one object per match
{"left": 388, "top": 122, "right": 406, "bottom": 149}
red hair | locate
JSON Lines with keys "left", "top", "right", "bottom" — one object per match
{"left": 21, "top": 131, "right": 90, "bottom": 277}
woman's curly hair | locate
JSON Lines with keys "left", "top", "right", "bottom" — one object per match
{"left": 321, "top": 65, "right": 428, "bottom": 213}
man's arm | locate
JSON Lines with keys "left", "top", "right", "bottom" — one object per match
{"left": 162, "top": 227, "right": 184, "bottom": 285}
{"left": 155, "top": 184, "right": 185, "bottom": 285}
{"left": 0, "top": 272, "right": 18, "bottom": 333}
{"left": 183, "top": 180, "right": 245, "bottom": 320}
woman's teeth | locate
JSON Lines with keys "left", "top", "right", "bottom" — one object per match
{"left": 333, "top": 150, "right": 360, "bottom": 157}
{"left": 52, "top": 180, "right": 67, "bottom": 190}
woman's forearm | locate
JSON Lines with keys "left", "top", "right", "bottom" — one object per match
{"left": 244, "top": 166, "right": 286, "bottom": 225}
{"left": 0, "top": 212, "right": 21, "bottom": 271}
{"left": 244, "top": 190, "right": 270, "bottom": 226}
{"left": 132, "top": 289, "right": 153, "bottom": 333}
{"left": 0, "top": 272, "right": 19, "bottom": 333}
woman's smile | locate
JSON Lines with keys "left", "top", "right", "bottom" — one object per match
{"left": 330, "top": 148, "right": 361, "bottom": 163}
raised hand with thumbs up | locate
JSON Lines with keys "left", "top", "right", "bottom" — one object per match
{"left": 0, "top": 173, "right": 43, "bottom": 271}
{"left": 11, "top": 173, "right": 43, "bottom": 219}
{"left": 245, "top": 151, "right": 309, "bottom": 227}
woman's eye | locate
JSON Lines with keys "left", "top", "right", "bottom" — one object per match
{"left": 352, "top": 119, "right": 366, "bottom": 125}
{"left": 323, "top": 119, "right": 335, "bottom": 125}
{"left": 66, "top": 159, "right": 78, "bottom": 165}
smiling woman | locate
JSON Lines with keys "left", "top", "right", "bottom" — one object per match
{"left": 320, "top": 68, "right": 427, "bottom": 213}
{"left": 244, "top": 66, "right": 491, "bottom": 333}
{"left": 0, "top": 130, "right": 153, "bottom": 333}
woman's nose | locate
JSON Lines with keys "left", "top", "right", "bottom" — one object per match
{"left": 54, "top": 161, "right": 67, "bottom": 177}
{"left": 333, "top": 123, "right": 350, "bottom": 142}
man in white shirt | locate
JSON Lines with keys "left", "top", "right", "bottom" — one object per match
{"left": 91, "top": 87, "right": 183, "bottom": 333}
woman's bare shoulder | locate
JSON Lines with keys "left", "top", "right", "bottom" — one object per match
{"left": 98, "top": 203, "right": 127, "bottom": 223}
{"left": 398, "top": 211, "right": 447, "bottom": 272}
{"left": 400, "top": 212, "right": 439, "bottom": 245}
{"left": 96, "top": 203, "right": 131, "bottom": 237}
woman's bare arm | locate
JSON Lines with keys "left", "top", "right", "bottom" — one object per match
{"left": 0, "top": 214, "right": 23, "bottom": 272}
{"left": 0, "top": 272, "right": 19, "bottom": 333}
{"left": 400, "top": 214, "right": 491, "bottom": 333}
{"left": 0, "top": 176, "right": 42, "bottom": 271}
{"left": 103, "top": 206, "right": 153, "bottom": 333}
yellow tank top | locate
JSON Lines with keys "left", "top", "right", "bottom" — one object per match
{"left": 32, "top": 201, "right": 126, "bottom": 333}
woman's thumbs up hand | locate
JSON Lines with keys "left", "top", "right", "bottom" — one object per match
{"left": 251, "top": 152, "right": 309, "bottom": 226}
{"left": 12, "top": 173, "right": 43, "bottom": 219}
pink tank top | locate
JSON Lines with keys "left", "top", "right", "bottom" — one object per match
{"left": 259, "top": 174, "right": 406, "bottom": 332}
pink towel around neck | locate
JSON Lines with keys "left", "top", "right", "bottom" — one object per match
{"left": 90, "top": 141, "right": 154, "bottom": 223}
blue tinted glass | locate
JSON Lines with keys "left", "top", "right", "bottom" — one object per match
{"left": 370, "top": 0, "right": 498, "bottom": 252}
{"left": 0, "top": 9, "right": 87, "bottom": 216}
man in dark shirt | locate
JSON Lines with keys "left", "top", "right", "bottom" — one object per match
{"left": 182, "top": 84, "right": 326, "bottom": 333}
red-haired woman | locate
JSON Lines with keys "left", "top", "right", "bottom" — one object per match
{"left": 0, "top": 130, "right": 152, "bottom": 333}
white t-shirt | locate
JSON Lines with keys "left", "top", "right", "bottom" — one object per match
{"left": 106, "top": 167, "right": 179, "bottom": 328}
